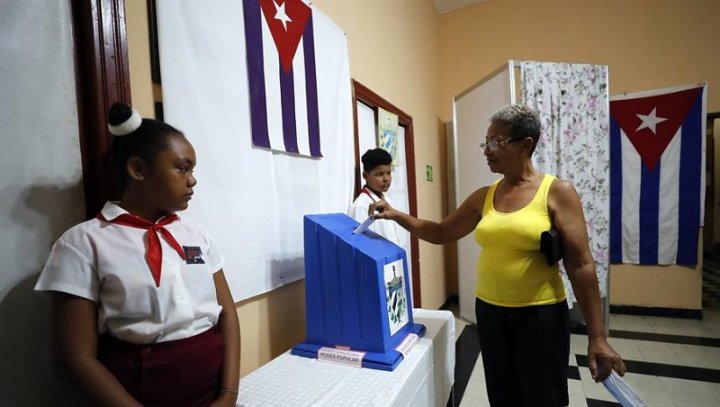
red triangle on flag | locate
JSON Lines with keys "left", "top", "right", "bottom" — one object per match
{"left": 610, "top": 87, "right": 702, "bottom": 171}
{"left": 258, "top": 0, "right": 311, "bottom": 74}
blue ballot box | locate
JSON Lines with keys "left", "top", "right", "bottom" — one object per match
{"left": 292, "top": 213, "right": 426, "bottom": 371}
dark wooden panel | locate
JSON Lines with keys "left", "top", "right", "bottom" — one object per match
{"left": 72, "top": 0, "right": 131, "bottom": 218}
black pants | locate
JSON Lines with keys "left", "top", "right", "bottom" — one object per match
{"left": 475, "top": 298, "right": 570, "bottom": 407}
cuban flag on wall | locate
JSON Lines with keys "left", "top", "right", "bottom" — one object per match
{"left": 244, "top": 0, "right": 321, "bottom": 157}
{"left": 610, "top": 84, "right": 707, "bottom": 265}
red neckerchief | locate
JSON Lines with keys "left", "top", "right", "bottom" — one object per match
{"left": 97, "top": 212, "right": 187, "bottom": 287}
{"left": 360, "top": 187, "right": 380, "bottom": 202}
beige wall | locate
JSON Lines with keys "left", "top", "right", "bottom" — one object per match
{"left": 439, "top": 0, "right": 720, "bottom": 310}
{"left": 234, "top": 282, "right": 307, "bottom": 374}
{"left": 126, "top": 0, "right": 154, "bottom": 118}
{"left": 439, "top": 0, "right": 720, "bottom": 117}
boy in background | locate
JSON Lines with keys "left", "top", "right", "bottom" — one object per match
{"left": 348, "top": 148, "right": 401, "bottom": 246}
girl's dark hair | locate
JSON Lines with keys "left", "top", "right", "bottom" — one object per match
{"left": 361, "top": 148, "right": 392, "bottom": 172}
{"left": 108, "top": 102, "right": 183, "bottom": 193}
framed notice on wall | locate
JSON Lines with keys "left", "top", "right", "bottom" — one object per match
{"left": 378, "top": 107, "right": 399, "bottom": 166}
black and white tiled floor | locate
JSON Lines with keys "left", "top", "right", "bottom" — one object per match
{"left": 447, "top": 303, "right": 720, "bottom": 406}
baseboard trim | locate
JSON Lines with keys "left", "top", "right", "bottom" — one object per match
{"left": 439, "top": 295, "right": 459, "bottom": 310}
{"left": 610, "top": 305, "right": 703, "bottom": 319}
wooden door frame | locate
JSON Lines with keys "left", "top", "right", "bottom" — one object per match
{"left": 351, "top": 79, "right": 421, "bottom": 307}
{"left": 72, "top": 0, "right": 131, "bottom": 219}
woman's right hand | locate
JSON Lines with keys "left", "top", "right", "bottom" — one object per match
{"left": 369, "top": 199, "right": 395, "bottom": 220}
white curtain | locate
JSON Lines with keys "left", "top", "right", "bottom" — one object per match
{"left": 521, "top": 61, "right": 610, "bottom": 301}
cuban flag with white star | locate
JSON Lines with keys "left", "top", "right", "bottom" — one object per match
{"left": 609, "top": 84, "right": 706, "bottom": 265}
{"left": 244, "top": 0, "right": 322, "bottom": 157}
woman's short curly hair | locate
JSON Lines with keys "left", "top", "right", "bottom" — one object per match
{"left": 490, "top": 105, "right": 541, "bottom": 156}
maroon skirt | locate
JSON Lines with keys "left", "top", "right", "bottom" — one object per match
{"left": 98, "top": 327, "right": 224, "bottom": 407}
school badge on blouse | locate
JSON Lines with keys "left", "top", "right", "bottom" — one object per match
{"left": 182, "top": 246, "right": 205, "bottom": 264}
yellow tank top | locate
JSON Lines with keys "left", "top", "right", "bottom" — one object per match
{"left": 474, "top": 174, "right": 566, "bottom": 307}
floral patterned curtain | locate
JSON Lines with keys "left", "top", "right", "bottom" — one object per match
{"left": 520, "top": 61, "right": 610, "bottom": 301}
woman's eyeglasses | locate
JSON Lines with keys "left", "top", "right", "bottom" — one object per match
{"left": 479, "top": 138, "right": 523, "bottom": 151}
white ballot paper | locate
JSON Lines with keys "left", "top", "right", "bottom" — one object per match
{"left": 353, "top": 217, "right": 375, "bottom": 234}
{"left": 602, "top": 370, "right": 646, "bottom": 407}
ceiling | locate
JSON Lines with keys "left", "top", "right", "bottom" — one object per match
{"left": 432, "top": 0, "right": 488, "bottom": 14}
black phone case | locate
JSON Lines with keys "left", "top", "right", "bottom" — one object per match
{"left": 540, "top": 229, "right": 564, "bottom": 266}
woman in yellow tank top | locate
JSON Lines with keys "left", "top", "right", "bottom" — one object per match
{"left": 370, "top": 105, "right": 625, "bottom": 407}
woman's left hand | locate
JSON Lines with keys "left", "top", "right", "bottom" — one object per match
{"left": 587, "top": 337, "right": 626, "bottom": 382}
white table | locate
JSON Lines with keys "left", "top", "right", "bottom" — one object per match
{"left": 237, "top": 309, "right": 455, "bottom": 407}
